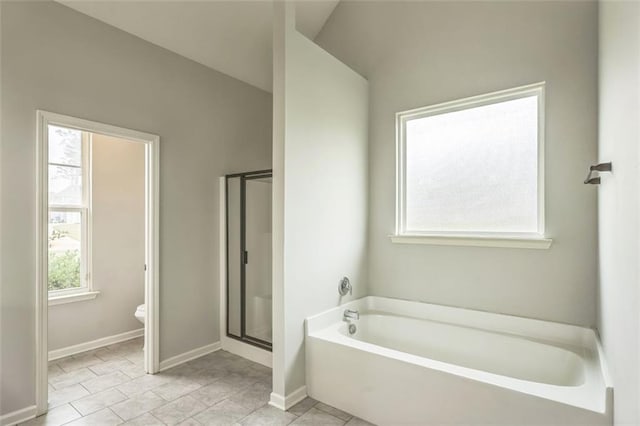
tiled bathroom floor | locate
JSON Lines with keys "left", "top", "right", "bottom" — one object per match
{"left": 24, "top": 338, "right": 372, "bottom": 426}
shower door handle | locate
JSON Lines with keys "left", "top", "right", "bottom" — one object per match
{"left": 243, "top": 251, "right": 249, "bottom": 265}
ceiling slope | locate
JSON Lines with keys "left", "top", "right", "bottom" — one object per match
{"left": 57, "top": 0, "right": 340, "bottom": 92}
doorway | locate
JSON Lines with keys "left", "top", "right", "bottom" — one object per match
{"left": 35, "top": 111, "right": 159, "bottom": 416}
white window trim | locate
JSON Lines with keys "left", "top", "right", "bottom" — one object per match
{"left": 48, "top": 290, "right": 100, "bottom": 306}
{"left": 393, "top": 82, "right": 551, "bottom": 249}
{"left": 47, "top": 130, "right": 96, "bottom": 299}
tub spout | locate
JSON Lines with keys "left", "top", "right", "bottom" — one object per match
{"left": 343, "top": 309, "right": 360, "bottom": 321}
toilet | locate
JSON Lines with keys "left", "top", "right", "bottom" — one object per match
{"left": 134, "top": 304, "right": 145, "bottom": 324}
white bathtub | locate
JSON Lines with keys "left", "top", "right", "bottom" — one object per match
{"left": 305, "top": 296, "right": 612, "bottom": 425}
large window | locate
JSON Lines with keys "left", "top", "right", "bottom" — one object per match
{"left": 48, "top": 125, "right": 91, "bottom": 293}
{"left": 395, "top": 83, "right": 550, "bottom": 248}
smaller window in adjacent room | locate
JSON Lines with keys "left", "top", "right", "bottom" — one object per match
{"left": 47, "top": 125, "right": 91, "bottom": 294}
{"left": 395, "top": 83, "right": 548, "bottom": 246}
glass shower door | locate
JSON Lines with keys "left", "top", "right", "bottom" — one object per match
{"left": 225, "top": 170, "right": 272, "bottom": 350}
{"left": 244, "top": 176, "right": 272, "bottom": 345}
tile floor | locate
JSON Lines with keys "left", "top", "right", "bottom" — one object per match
{"left": 24, "top": 337, "right": 373, "bottom": 426}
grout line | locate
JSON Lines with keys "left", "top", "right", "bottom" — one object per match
{"left": 78, "top": 383, "right": 91, "bottom": 395}
{"left": 233, "top": 401, "right": 266, "bottom": 424}
{"left": 68, "top": 403, "right": 83, "bottom": 421}
{"left": 148, "top": 412, "right": 168, "bottom": 425}
{"left": 107, "top": 407, "right": 125, "bottom": 423}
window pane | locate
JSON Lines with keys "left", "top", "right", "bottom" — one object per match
{"left": 49, "top": 165, "right": 82, "bottom": 205}
{"left": 49, "top": 125, "right": 82, "bottom": 166}
{"left": 48, "top": 211, "right": 82, "bottom": 291}
{"left": 405, "top": 95, "right": 538, "bottom": 233}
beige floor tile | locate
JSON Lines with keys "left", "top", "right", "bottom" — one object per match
{"left": 153, "top": 379, "right": 202, "bottom": 402}
{"left": 151, "top": 395, "right": 207, "bottom": 425}
{"left": 119, "top": 363, "right": 146, "bottom": 379}
{"left": 83, "top": 371, "right": 131, "bottom": 394}
{"left": 122, "top": 412, "right": 166, "bottom": 426}
{"left": 314, "top": 402, "right": 352, "bottom": 422}
{"left": 21, "top": 404, "right": 82, "bottom": 426}
{"left": 58, "top": 353, "right": 104, "bottom": 372}
{"left": 291, "top": 407, "right": 345, "bottom": 425}
{"left": 93, "top": 347, "right": 125, "bottom": 362}
{"left": 193, "top": 399, "right": 255, "bottom": 426}
{"left": 48, "top": 384, "right": 91, "bottom": 408}
{"left": 116, "top": 374, "right": 170, "bottom": 397}
{"left": 48, "top": 364, "right": 65, "bottom": 379}
{"left": 71, "top": 388, "right": 128, "bottom": 416}
{"left": 344, "top": 417, "right": 375, "bottom": 426}
{"left": 50, "top": 368, "right": 97, "bottom": 390}
{"left": 176, "top": 418, "right": 201, "bottom": 426}
{"left": 226, "top": 386, "right": 271, "bottom": 411}
{"left": 189, "top": 381, "right": 241, "bottom": 407}
{"left": 237, "top": 405, "right": 297, "bottom": 426}
{"left": 65, "top": 408, "right": 123, "bottom": 426}
{"left": 110, "top": 391, "right": 166, "bottom": 421}
{"left": 287, "top": 397, "right": 317, "bottom": 417}
{"left": 89, "top": 359, "right": 137, "bottom": 376}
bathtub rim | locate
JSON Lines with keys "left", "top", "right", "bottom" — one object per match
{"left": 305, "top": 295, "right": 613, "bottom": 415}
{"left": 308, "top": 296, "right": 603, "bottom": 350}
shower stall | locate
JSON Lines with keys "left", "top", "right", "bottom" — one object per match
{"left": 225, "top": 170, "right": 272, "bottom": 350}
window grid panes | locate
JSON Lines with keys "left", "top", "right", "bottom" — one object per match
{"left": 397, "top": 84, "right": 544, "bottom": 237}
{"left": 47, "top": 125, "right": 89, "bottom": 292}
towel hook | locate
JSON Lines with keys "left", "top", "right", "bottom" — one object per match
{"left": 584, "top": 162, "right": 612, "bottom": 185}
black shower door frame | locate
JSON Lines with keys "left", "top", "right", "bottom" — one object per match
{"left": 225, "top": 169, "right": 273, "bottom": 351}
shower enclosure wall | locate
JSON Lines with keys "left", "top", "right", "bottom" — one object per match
{"left": 225, "top": 170, "right": 273, "bottom": 350}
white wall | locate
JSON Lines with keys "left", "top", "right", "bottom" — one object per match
{"left": 272, "top": 3, "right": 369, "bottom": 402}
{"left": 0, "top": 0, "right": 271, "bottom": 417}
{"left": 597, "top": 2, "right": 640, "bottom": 425}
{"left": 316, "top": 1, "right": 599, "bottom": 326}
{"left": 48, "top": 134, "right": 145, "bottom": 351}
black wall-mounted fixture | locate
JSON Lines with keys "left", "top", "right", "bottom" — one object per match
{"left": 584, "top": 162, "right": 613, "bottom": 185}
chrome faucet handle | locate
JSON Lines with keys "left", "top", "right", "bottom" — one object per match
{"left": 343, "top": 309, "right": 360, "bottom": 321}
{"left": 338, "top": 277, "right": 352, "bottom": 296}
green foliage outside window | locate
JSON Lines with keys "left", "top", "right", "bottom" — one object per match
{"left": 49, "top": 250, "right": 81, "bottom": 290}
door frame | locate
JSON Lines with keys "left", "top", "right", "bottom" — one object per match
{"left": 35, "top": 110, "right": 160, "bottom": 415}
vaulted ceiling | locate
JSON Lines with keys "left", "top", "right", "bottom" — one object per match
{"left": 57, "top": 1, "right": 340, "bottom": 92}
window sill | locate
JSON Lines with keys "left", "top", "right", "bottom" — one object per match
{"left": 49, "top": 291, "right": 100, "bottom": 306}
{"left": 389, "top": 234, "right": 553, "bottom": 249}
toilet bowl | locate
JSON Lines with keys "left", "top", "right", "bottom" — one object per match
{"left": 134, "top": 304, "right": 145, "bottom": 324}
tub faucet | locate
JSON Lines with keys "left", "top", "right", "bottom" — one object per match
{"left": 338, "top": 277, "right": 352, "bottom": 296}
{"left": 343, "top": 309, "right": 360, "bottom": 321}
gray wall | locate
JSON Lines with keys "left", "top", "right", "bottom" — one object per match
{"left": 316, "top": 1, "right": 598, "bottom": 326}
{"left": 597, "top": 2, "right": 640, "bottom": 424}
{"left": 0, "top": 0, "right": 271, "bottom": 416}
{"left": 49, "top": 134, "right": 145, "bottom": 352}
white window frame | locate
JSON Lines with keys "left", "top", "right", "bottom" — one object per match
{"left": 392, "top": 82, "right": 552, "bottom": 249}
{"left": 47, "top": 130, "right": 95, "bottom": 303}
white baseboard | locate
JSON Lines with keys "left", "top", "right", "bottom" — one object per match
{"left": 269, "top": 386, "right": 307, "bottom": 411}
{"left": 159, "top": 341, "right": 222, "bottom": 371}
{"left": 221, "top": 336, "right": 272, "bottom": 368}
{"left": 0, "top": 405, "right": 37, "bottom": 426}
{"left": 48, "top": 328, "right": 144, "bottom": 361}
